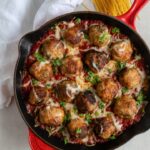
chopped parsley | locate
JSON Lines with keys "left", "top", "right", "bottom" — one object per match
{"left": 112, "top": 27, "right": 120, "bottom": 34}
{"left": 79, "top": 113, "right": 84, "bottom": 117}
{"left": 107, "top": 68, "right": 112, "bottom": 73}
{"left": 64, "top": 138, "right": 68, "bottom": 144}
{"left": 52, "top": 58, "right": 62, "bottom": 67}
{"left": 84, "top": 33, "right": 89, "bottom": 39}
{"left": 99, "top": 32, "right": 110, "bottom": 42}
{"left": 136, "top": 91, "right": 145, "bottom": 106}
{"left": 60, "top": 101, "right": 66, "bottom": 107}
{"left": 95, "top": 111, "right": 99, "bottom": 116}
{"left": 86, "top": 71, "right": 100, "bottom": 85}
{"left": 76, "top": 128, "right": 81, "bottom": 134}
{"left": 117, "top": 61, "right": 126, "bottom": 71}
{"left": 32, "top": 78, "right": 39, "bottom": 86}
{"left": 122, "top": 87, "right": 129, "bottom": 94}
{"left": 109, "top": 135, "right": 116, "bottom": 140}
{"left": 45, "top": 83, "right": 51, "bottom": 88}
{"left": 99, "top": 101, "right": 105, "bottom": 110}
{"left": 85, "top": 114, "right": 92, "bottom": 124}
{"left": 64, "top": 113, "right": 71, "bottom": 123}
{"left": 73, "top": 106, "right": 78, "bottom": 114}
{"left": 75, "top": 18, "right": 81, "bottom": 24}
{"left": 34, "top": 52, "right": 45, "bottom": 62}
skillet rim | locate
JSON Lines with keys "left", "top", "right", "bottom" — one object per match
{"left": 14, "top": 11, "right": 150, "bottom": 150}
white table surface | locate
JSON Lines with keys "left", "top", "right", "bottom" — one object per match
{"left": 0, "top": 1, "right": 150, "bottom": 150}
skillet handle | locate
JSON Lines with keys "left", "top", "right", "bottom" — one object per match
{"left": 117, "top": 0, "right": 149, "bottom": 30}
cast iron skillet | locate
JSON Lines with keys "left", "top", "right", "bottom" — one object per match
{"left": 14, "top": 0, "right": 150, "bottom": 149}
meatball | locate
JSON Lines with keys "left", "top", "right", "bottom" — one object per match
{"left": 96, "top": 78, "right": 119, "bottom": 103}
{"left": 89, "top": 25, "right": 111, "bottom": 48}
{"left": 111, "top": 39, "right": 133, "bottom": 62}
{"left": 113, "top": 95, "right": 138, "bottom": 119}
{"left": 119, "top": 68, "right": 141, "bottom": 89}
{"left": 28, "top": 86, "right": 49, "bottom": 105}
{"left": 95, "top": 115, "right": 116, "bottom": 139}
{"left": 29, "top": 61, "right": 53, "bottom": 82}
{"left": 63, "top": 25, "right": 83, "bottom": 45}
{"left": 68, "top": 118, "right": 88, "bottom": 139}
{"left": 75, "top": 91, "right": 97, "bottom": 113}
{"left": 39, "top": 106, "right": 65, "bottom": 126}
{"left": 55, "top": 80, "right": 77, "bottom": 102}
{"left": 40, "top": 39, "right": 66, "bottom": 59}
{"left": 61, "top": 56, "right": 83, "bottom": 75}
{"left": 84, "top": 50, "right": 109, "bottom": 73}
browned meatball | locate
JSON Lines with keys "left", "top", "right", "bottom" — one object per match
{"left": 95, "top": 115, "right": 116, "bottom": 139}
{"left": 40, "top": 39, "right": 66, "bottom": 59}
{"left": 84, "top": 50, "right": 109, "bottom": 73}
{"left": 61, "top": 56, "right": 83, "bottom": 75}
{"left": 63, "top": 25, "right": 83, "bottom": 45}
{"left": 96, "top": 78, "right": 119, "bottom": 103}
{"left": 111, "top": 40, "right": 133, "bottom": 62}
{"left": 55, "top": 80, "right": 77, "bottom": 102}
{"left": 28, "top": 86, "right": 49, "bottom": 105}
{"left": 113, "top": 95, "right": 138, "bottom": 119}
{"left": 29, "top": 61, "right": 53, "bottom": 82}
{"left": 39, "top": 106, "right": 65, "bottom": 126}
{"left": 68, "top": 118, "right": 88, "bottom": 139}
{"left": 119, "top": 68, "right": 141, "bottom": 89}
{"left": 75, "top": 91, "right": 97, "bottom": 113}
{"left": 89, "top": 25, "right": 111, "bottom": 48}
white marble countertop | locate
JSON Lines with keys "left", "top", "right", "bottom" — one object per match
{"left": 0, "top": 1, "right": 150, "bottom": 150}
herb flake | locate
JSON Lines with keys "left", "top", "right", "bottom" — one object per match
{"left": 122, "top": 87, "right": 129, "bottom": 94}
{"left": 99, "top": 101, "right": 105, "bottom": 110}
{"left": 112, "top": 27, "right": 120, "bottom": 34}
{"left": 86, "top": 71, "right": 100, "bottom": 85}
{"left": 75, "top": 18, "right": 81, "bottom": 24}
{"left": 99, "top": 32, "right": 110, "bottom": 42}
{"left": 117, "top": 61, "right": 126, "bottom": 71}
{"left": 85, "top": 114, "right": 92, "bottom": 124}
{"left": 34, "top": 52, "right": 45, "bottom": 62}
{"left": 76, "top": 128, "right": 81, "bottom": 134}
{"left": 32, "top": 79, "right": 39, "bottom": 86}
{"left": 137, "top": 91, "right": 145, "bottom": 106}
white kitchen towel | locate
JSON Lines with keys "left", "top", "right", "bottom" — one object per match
{"left": 0, "top": 0, "right": 83, "bottom": 109}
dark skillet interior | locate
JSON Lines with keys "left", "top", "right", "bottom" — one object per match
{"left": 14, "top": 11, "right": 150, "bottom": 150}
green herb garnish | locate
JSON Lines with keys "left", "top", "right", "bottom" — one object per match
{"left": 84, "top": 33, "right": 89, "bottom": 39}
{"left": 95, "top": 111, "right": 99, "bottom": 116}
{"left": 107, "top": 68, "right": 112, "bottom": 73}
{"left": 73, "top": 106, "right": 78, "bottom": 114}
{"left": 64, "top": 113, "right": 71, "bottom": 123}
{"left": 86, "top": 71, "right": 100, "bottom": 85}
{"left": 109, "top": 135, "right": 116, "bottom": 140}
{"left": 64, "top": 138, "right": 68, "bottom": 144}
{"left": 79, "top": 114, "right": 84, "bottom": 117}
{"left": 85, "top": 114, "right": 92, "bottom": 123}
{"left": 122, "top": 87, "right": 129, "bottom": 94}
{"left": 99, "top": 101, "right": 105, "bottom": 110}
{"left": 117, "top": 61, "right": 126, "bottom": 71}
{"left": 60, "top": 101, "right": 66, "bottom": 107}
{"left": 136, "top": 91, "right": 145, "bottom": 106}
{"left": 52, "top": 58, "right": 62, "bottom": 67}
{"left": 112, "top": 27, "right": 120, "bottom": 34}
{"left": 99, "top": 32, "right": 110, "bottom": 42}
{"left": 32, "top": 79, "right": 39, "bottom": 86}
{"left": 76, "top": 128, "right": 81, "bottom": 134}
{"left": 45, "top": 83, "right": 51, "bottom": 88}
{"left": 75, "top": 18, "right": 81, "bottom": 24}
{"left": 34, "top": 52, "right": 45, "bottom": 62}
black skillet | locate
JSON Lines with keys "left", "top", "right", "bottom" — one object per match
{"left": 14, "top": 0, "right": 150, "bottom": 149}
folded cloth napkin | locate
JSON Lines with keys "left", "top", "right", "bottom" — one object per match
{"left": 0, "top": 0, "right": 83, "bottom": 109}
